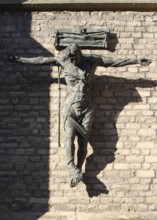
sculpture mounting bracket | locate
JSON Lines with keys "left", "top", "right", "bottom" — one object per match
{"left": 52, "top": 28, "right": 111, "bottom": 50}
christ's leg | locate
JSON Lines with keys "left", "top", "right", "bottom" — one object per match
{"left": 64, "top": 119, "right": 82, "bottom": 187}
{"left": 77, "top": 135, "right": 88, "bottom": 171}
{"left": 77, "top": 109, "right": 94, "bottom": 172}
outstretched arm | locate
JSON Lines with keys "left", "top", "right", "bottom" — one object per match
{"left": 8, "top": 55, "right": 58, "bottom": 65}
{"left": 97, "top": 55, "right": 151, "bottom": 67}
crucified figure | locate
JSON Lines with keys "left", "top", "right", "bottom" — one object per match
{"left": 8, "top": 44, "right": 151, "bottom": 187}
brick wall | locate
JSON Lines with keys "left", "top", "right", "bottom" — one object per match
{"left": 0, "top": 10, "right": 157, "bottom": 214}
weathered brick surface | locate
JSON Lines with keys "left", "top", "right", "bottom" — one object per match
{"left": 0, "top": 10, "right": 157, "bottom": 216}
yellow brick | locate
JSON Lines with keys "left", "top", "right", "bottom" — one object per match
{"left": 145, "top": 156, "right": 157, "bottom": 163}
{"left": 133, "top": 104, "right": 150, "bottom": 110}
{"left": 114, "top": 163, "right": 129, "bottom": 170}
{"left": 49, "top": 197, "right": 70, "bottom": 205}
{"left": 146, "top": 196, "right": 157, "bottom": 204}
{"left": 126, "top": 123, "right": 140, "bottom": 129}
{"left": 142, "top": 163, "right": 151, "bottom": 170}
{"left": 136, "top": 142, "right": 154, "bottom": 149}
{"left": 126, "top": 156, "right": 144, "bottom": 163}
{"left": 136, "top": 170, "right": 155, "bottom": 178}
{"left": 143, "top": 111, "right": 154, "bottom": 116}
{"left": 148, "top": 97, "right": 157, "bottom": 103}
{"left": 131, "top": 184, "right": 149, "bottom": 191}
{"left": 130, "top": 163, "right": 141, "bottom": 170}
{"left": 128, "top": 67, "right": 138, "bottom": 73}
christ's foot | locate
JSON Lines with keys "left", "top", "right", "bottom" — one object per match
{"left": 68, "top": 164, "right": 83, "bottom": 187}
{"left": 70, "top": 171, "right": 83, "bottom": 187}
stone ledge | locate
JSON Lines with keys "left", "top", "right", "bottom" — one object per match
{"left": 0, "top": 0, "right": 157, "bottom": 11}
{"left": 1, "top": 212, "right": 157, "bottom": 220}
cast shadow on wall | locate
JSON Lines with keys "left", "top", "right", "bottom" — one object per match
{"left": 83, "top": 75, "right": 157, "bottom": 197}
{"left": 0, "top": 9, "right": 52, "bottom": 218}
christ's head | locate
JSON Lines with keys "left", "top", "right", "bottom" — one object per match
{"left": 66, "top": 44, "right": 82, "bottom": 65}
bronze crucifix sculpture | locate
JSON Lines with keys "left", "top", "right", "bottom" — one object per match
{"left": 9, "top": 42, "right": 151, "bottom": 188}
